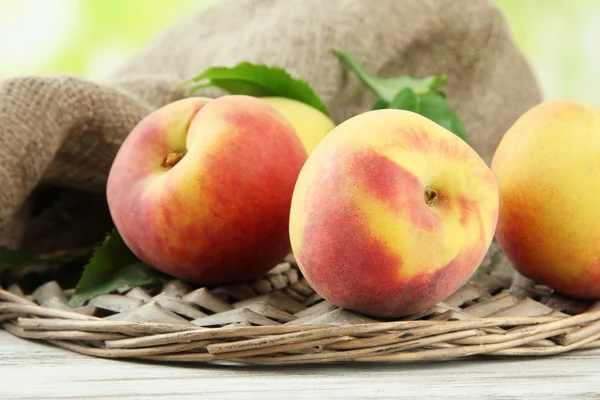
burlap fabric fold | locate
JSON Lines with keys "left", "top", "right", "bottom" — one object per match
{"left": 0, "top": 0, "right": 541, "bottom": 255}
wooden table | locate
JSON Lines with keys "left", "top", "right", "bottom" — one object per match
{"left": 1, "top": 330, "right": 598, "bottom": 399}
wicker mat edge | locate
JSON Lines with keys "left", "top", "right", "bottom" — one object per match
{"left": 1, "top": 253, "right": 600, "bottom": 365}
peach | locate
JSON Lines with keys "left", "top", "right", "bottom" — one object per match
{"left": 106, "top": 95, "right": 307, "bottom": 284}
{"left": 289, "top": 109, "right": 499, "bottom": 318}
{"left": 260, "top": 97, "right": 336, "bottom": 154}
{"left": 492, "top": 99, "right": 600, "bottom": 299}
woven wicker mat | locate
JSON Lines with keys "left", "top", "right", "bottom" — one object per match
{"left": 1, "top": 245, "right": 600, "bottom": 365}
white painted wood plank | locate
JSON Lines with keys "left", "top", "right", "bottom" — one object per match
{"left": 1, "top": 330, "right": 599, "bottom": 399}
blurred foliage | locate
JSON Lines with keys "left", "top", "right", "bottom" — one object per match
{"left": 0, "top": 0, "right": 208, "bottom": 79}
{"left": 0, "top": 0, "right": 598, "bottom": 105}
{"left": 495, "top": 0, "right": 600, "bottom": 105}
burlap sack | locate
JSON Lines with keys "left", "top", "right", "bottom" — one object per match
{"left": 0, "top": 0, "right": 541, "bottom": 255}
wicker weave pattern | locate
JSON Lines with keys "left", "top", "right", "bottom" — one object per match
{"left": 1, "top": 256, "right": 600, "bottom": 365}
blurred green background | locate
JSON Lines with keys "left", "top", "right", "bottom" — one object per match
{"left": 0, "top": 0, "right": 598, "bottom": 106}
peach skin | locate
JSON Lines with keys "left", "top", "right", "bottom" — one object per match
{"left": 107, "top": 95, "right": 307, "bottom": 284}
{"left": 289, "top": 109, "right": 499, "bottom": 318}
{"left": 260, "top": 97, "right": 335, "bottom": 154}
{"left": 492, "top": 99, "right": 600, "bottom": 299}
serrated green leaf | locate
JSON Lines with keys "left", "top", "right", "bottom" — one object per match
{"left": 333, "top": 49, "right": 447, "bottom": 103}
{"left": 418, "top": 92, "right": 454, "bottom": 128}
{"left": 416, "top": 92, "right": 468, "bottom": 142}
{"left": 389, "top": 88, "right": 418, "bottom": 111}
{"left": 386, "top": 90, "right": 468, "bottom": 142}
{"left": 68, "top": 230, "right": 167, "bottom": 307}
{"left": 68, "top": 262, "right": 165, "bottom": 308}
{"left": 448, "top": 113, "right": 468, "bottom": 142}
{"left": 334, "top": 49, "right": 468, "bottom": 142}
{"left": 182, "top": 62, "right": 330, "bottom": 116}
{"left": 190, "top": 80, "right": 273, "bottom": 98}
{"left": 371, "top": 98, "right": 390, "bottom": 110}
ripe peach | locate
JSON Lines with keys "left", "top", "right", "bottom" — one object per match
{"left": 289, "top": 109, "right": 499, "bottom": 318}
{"left": 107, "top": 95, "right": 307, "bottom": 284}
{"left": 492, "top": 99, "right": 600, "bottom": 299}
{"left": 260, "top": 97, "right": 335, "bottom": 154}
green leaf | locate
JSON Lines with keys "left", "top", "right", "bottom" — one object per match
{"left": 333, "top": 49, "right": 447, "bottom": 103}
{"left": 182, "top": 62, "right": 330, "bottom": 116}
{"left": 371, "top": 98, "right": 390, "bottom": 110}
{"left": 389, "top": 88, "right": 418, "bottom": 111}
{"left": 385, "top": 89, "right": 468, "bottom": 142}
{"left": 68, "top": 230, "right": 167, "bottom": 307}
{"left": 448, "top": 113, "right": 468, "bottom": 142}
{"left": 418, "top": 92, "right": 455, "bottom": 130}
{"left": 416, "top": 92, "right": 468, "bottom": 142}
{"left": 334, "top": 49, "right": 468, "bottom": 142}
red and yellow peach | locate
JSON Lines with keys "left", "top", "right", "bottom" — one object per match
{"left": 106, "top": 95, "right": 307, "bottom": 284}
{"left": 492, "top": 99, "right": 600, "bottom": 299}
{"left": 260, "top": 97, "right": 335, "bottom": 154}
{"left": 289, "top": 109, "right": 499, "bottom": 318}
